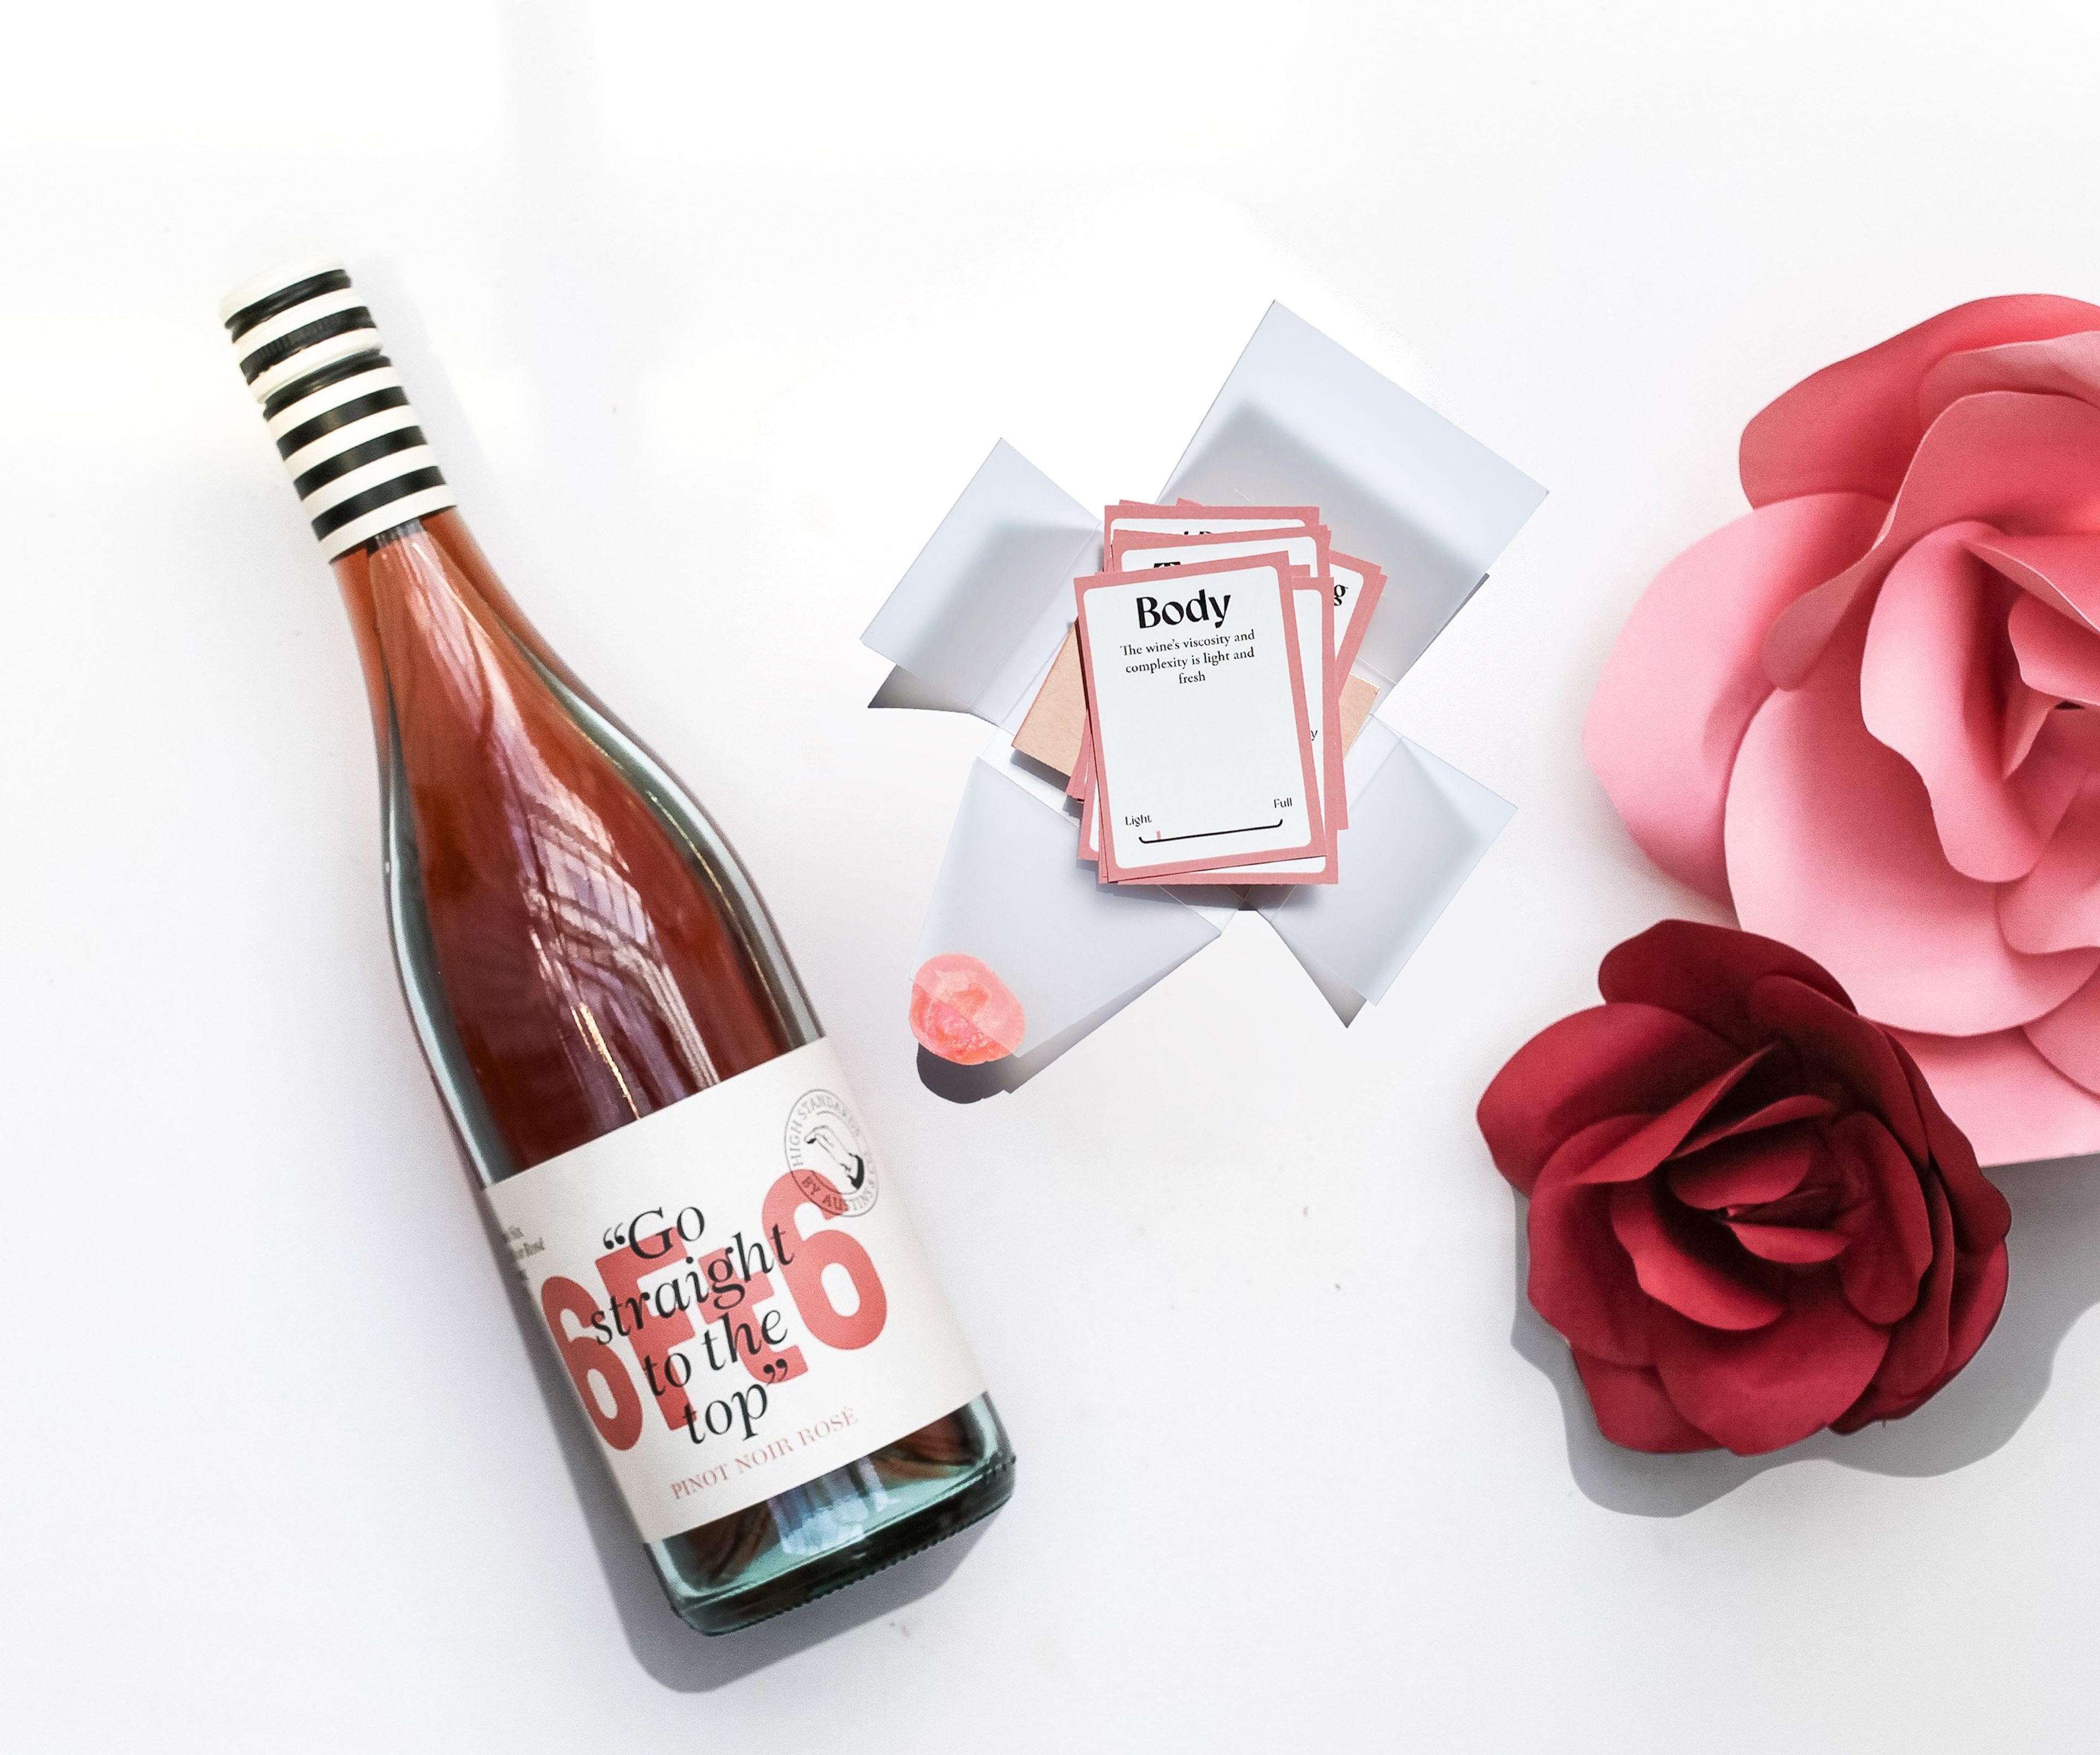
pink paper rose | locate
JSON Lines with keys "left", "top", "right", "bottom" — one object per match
{"left": 1589, "top": 296, "right": 2100, "bottom": 1166}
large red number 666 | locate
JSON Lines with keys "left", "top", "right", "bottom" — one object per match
{"left": 763, "top": 1172, "right": 888, "bottom": 1350}
{"left": 541, "top": 1275, "right": 645, "bottom": 1450}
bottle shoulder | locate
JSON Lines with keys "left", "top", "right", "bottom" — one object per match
{"left": 349, "top": 516, "right": 817, "bottom": 1177}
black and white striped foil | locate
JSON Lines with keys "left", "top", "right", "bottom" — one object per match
{"left": 221, "top": 256, "right": 457, "bottom": 559}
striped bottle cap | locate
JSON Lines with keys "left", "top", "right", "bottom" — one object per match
{"left": 221, "top": 256, "right": 458, "bottom": 559}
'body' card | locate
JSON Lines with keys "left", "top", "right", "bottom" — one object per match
{"left": 1075, "top": 554, "right": 1325, "bottom": 881}
{"left": 1107, "top": 525, "right": 1345, "bottom": 832}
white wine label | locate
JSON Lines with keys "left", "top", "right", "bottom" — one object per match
{"left": 485, "top": 1040, "right": 987, "bottom": 1543}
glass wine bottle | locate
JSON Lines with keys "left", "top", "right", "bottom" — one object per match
{"left": 221, "top": 256, "right": 1014, "bottom": 1635}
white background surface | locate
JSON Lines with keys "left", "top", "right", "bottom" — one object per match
{"left": 8, "top": 2, "right": 2100, "bottom": 1748}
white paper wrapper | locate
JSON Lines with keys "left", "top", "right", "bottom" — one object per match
{"left": 863, "top": 440, "right": 1099, "bottom": 723}
{"left": 1259, "top": 720, "right": 1514, "bottom": 1012}
{"left": 914, "top": 755, "right": 1224, "bottom": 1059}
{"left": 864, "top": 304, "right": 1544, "bottom": 1092}
{"left": 1162, "top": 304, "right": 1547, "bottom": 692}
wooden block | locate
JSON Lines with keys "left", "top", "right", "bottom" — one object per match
{"left": 1339, "top": 672, "right": 1379, "bottom": 751}
{"left": 1013, "top": 624, "right": 1087, "bottom": 777}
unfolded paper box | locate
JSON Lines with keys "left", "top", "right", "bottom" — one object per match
{"left": 863, "top": 304, "right": 1545, "bottom": 1095}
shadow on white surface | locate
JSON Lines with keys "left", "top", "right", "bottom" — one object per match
{"left": 1511, "top": 1154, "right": 2100, "bottom": 1513}
{"left": 912, "top": 969, "right": 1177, "bottom": 1099}
{"left": 912, "top": 908, "right": 1236, "bottom": 1104}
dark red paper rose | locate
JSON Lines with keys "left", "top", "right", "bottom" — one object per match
{"left": 1479, "top": 920, "right": 2012, "bottom": 1455}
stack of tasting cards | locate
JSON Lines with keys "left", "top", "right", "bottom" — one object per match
{"left": 1015, "top": 502, "right": 1387, "bottom": 887}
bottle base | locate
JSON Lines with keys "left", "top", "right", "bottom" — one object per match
{"left": 647, "top": 1395, "right": 1016, "bottom": 1636}
{"left": 676, "top": 1451, "right": 1014, "bottom": 1636}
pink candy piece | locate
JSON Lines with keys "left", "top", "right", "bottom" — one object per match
{"left": 909, "top": 954, "right": 1028, "bottom": 1065}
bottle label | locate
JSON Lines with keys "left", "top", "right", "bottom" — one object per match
{"left": 483, "top": 1040, "right": 987, "bottom": 1543}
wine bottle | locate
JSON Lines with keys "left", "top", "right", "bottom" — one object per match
{"left": 221, "top": 257, "right": 1014, "bottom": 1635}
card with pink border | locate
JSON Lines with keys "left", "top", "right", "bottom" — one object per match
{"left": 1104, "top": 501, "right": 1321, "bottom": 552}
{"left": 1075, "top": 553, "right": 1327, "bottom": 882}
{"left": 1330, "top": 548, "right": 1387, "bottom": 680}
{"left": 1107, "top": 526, "right": 1346, "bottom": 831}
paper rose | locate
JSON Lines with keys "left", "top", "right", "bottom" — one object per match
{"left": 1586, "top": 295, "right": 2100, "bottom": 1165}
{"left": 1479, "top": 922, "right": 2010, "bottom": 1455}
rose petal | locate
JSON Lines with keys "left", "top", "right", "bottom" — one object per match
{"left": 1831, "top": 1376, "right": 1911, "bottom": 1433}
{"left": 1893, "top": 1027, "right": 2100, "bottom": 1166}
{"left": 1825, "top": 1111, "right": 1933, "bottom": 1325}
{"left": 2034, "top": 704, "right": 2100, "bottom": 768}
{"left": 1650, "top": 1278, "right": 1892, "bottom": 1455}
{"left": 1745, "top": 1166, "right": 1846, "bottom": 1230}
{"left": 1845, "top": 1243, "right": 2009, "bottom": 1429}
{"left": 1833, "top": 1379, "right": 1918, "bottom": 1432}
{"left": 1679, "top": 1092, "right": 1836, "bottom": 1153}
{"left": 2000, "top": 777, "right": 2100, "bottom": 955}
{"left": 1848, "top": 1192, "right": 2008, "bottom": 1436}
{"left": 1895, "top": 1041, "right": 2013, "bottom": 1255}
{"left": 1585, "top": 495, "right": 1888, "bottom": 904}
{"left": 2023, "top": 968, "right": 2100, "bottom": 1095}
{"left": 1765, "top": 391, "right": 2100, "bottom": 687}
{"left": 1597, "top": 918, "right": 1854, "bottom": 1045}
{"left": 1477, "top": 1003, "right": 1741, "bottom": 1196}
{"left": 1967, "top": 530, "right": 2100, "bottom": 629}
{"left": 1608, "top": 1180, "right": 1786, "bottom": 1330}
{"left": 1918, "top": 328, "right": 2100, "bottom": 428}
{"left": 1527, "top": 1116, "right": 1657, "bottom": 1367}
{"left": 1744, "top": 973, "right": 1931, "bottom": 1160}
{"left": 2008, "top": 594, "right": 2100, "bottom": 706}
{"left": 1726, "top": 615, "right": 2100, "bottom": 1033}
{"left": 1839, "top": 1229, "right": 2009, "bottom": 1431}
{"left": 1859, "top": 525, "right": 2080, "bottom": 882}
{"left": 1836, "top": 1112, "right": 1934, "bottom": 1277}
{"left": 1666, "top": 1126, "right": 1820, "bottom": 1209}
{"left": 1942, "top": 1241, "right": 2011, "bottom": 1384}
{"left": 1868, "top": 1175, "right": 1955, "bottom": 1400}
{"left": 1571, "top": 1349, "right": 1717, "bottom": 1454}
{"left": 1571, "top": 1050, "right": 1772, "bottom": 1187}
{"left": 1724, "top": 1221, "right": 1849, "bottom": 1264}
{"left": 1740, "top": 295, "right": 2100, "bottom": 508}
{"left": 2002, "top": 686, "right": 2058, "bottom": 778}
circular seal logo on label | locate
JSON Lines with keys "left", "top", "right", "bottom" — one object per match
{"left": 783, "top": 1089, "right": 879, "bottom": 1218}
